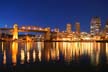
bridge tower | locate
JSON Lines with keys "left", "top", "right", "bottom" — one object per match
{"left": 13, "top": 24, "right": 18, "bottom": 40}
{"left": 45, "top": 27, "right": 51, "bottom": 41}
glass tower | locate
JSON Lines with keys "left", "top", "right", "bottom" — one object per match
{"left": 90, "top": 17, "right": 101, "bottom": 36}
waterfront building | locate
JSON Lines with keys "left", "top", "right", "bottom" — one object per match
{"left": 90, "top": 17, "right": 101, "bottom": 36}
{"left": 75, "top": 22, "right": 80, "bottom": 35}
{"left": 105, "top": 20, "right": 108, "bottom": 34}
{"left": 104, "top": 20, "right": 108, "bottom": 39}
{"left": 66, "top": 23, "right": 72, "bottom": 33}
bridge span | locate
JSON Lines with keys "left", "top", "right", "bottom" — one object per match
{"left": 0, "top": 24, "right": 56, "bottom": 41}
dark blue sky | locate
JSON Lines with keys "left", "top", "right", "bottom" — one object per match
{"left": 0, "top": 0, "right": 108, "bottom": 32}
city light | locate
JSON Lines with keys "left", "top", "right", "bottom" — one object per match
{"left": 0, "top": 17, "right": 107, "bottom": 42}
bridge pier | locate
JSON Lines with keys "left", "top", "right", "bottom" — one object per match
{"left": 13, "top": 24, "right": 18, "bottom": 40}
{"left": 45, "top": 27, "right": 51, "bottom": 41}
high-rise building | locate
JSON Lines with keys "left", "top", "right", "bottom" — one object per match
{"left": 75, "top": 22, "right": 80, "bottom": 35}
{"left": 90, "top": 17, "right": 101, "bottom": 36}
{"left": 104, "top": 20, "right": 108, "bottom": 34}
{"left": 66, "top": 23, "right": 72, "bottom": 33}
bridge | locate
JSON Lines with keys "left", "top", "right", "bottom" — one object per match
{"left": 0, "top": 24, "right": 56, "bottom": 41}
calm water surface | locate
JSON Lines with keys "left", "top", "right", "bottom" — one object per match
{"left": 0, "top": 41, "right": 108, "bottom": 72}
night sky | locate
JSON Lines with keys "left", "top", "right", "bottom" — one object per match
{"left": 0, "top": 0, "right": 108, "bottom": 32}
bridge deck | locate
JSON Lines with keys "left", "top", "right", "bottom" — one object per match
{"left": 0, "top": 28, "right": 56, "bottom": 33}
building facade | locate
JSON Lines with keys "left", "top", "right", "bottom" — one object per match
{"left": 75, "top": 22, "right": 80, "bottom": 35}
{"left": 90, "top": 17, "right": 101, "bottom": 36}
{"left": 66, "top": 23, "right": 72, "bottom": 33}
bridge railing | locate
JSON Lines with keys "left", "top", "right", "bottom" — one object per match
{"left": 19, "top": 26, "right": 46, "bottom": 31}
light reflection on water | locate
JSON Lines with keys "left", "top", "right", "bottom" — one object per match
{"left": 0, "top": 41, "right": 108, "bottom": 66}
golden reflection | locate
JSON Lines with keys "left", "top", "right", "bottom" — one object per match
{"left": 59, "top": 42, "right": 101, "bottom": 65}
{"left": 27, "top": 42, "right": 32, "bottom": 51}
{"left": 96, "top": 53, "right": 99, "bottom": 65}
{"left": 20, "top": 49, "right": 25, "bottom": 64}
{"left": 3, "top": 50, "right": 6, "bottom": 64}
{"left": 27, "top": 51, "right": 30, "bottom": 63}
{"left": 55, "top": 42, "right": 59, "bottom": 60}
{"left": 89, "top": 42, "right": 100, "bottom": 65}
{"left": 49, "top": 42, "right": 60, "bottom": 61}
{"left": 37, "top": 42, "right": 44, "bottom": 50}
{"left": 45, "top": 50, "right": 50, "bottom": 61}
{"left": 60, "top": 42, "right": 73, "bottom": 63}
{"left": 1, "top": 41, "right": 106, "bottom": 66}
{"left": 2, "top": 42, "right": 4, "bottom": 52}
{"left": 106, "top": 43, "right": 108, "bottom": 64}
{"left": 51, "top": 49, "right": 56, "bottom": 60}
{"left": 41, "top": 42, "right": 44, "bottom": 49}
{"left": 12, "top": 41, "right": 18, "bottom": 66}
{"left": 44, "top": 42, "right": 51, "bottom": 61}
{"left": 33, "top": 50, "right": 36, "bottom": 62}
{"left": 38, "top": 50, "right": 41, "bottom": 61}
{"left": 37, "top": 42, "right": 43, "bottom": 62}
{"left": 9, "top": 41, "right": 103, "bottom": 65}
{"left": 26, "top": 41, "right": 32, "bottom": 63}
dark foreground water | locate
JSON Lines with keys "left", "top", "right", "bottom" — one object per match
{"left": 0, "top": 41, "right": 108, "bottom": 72}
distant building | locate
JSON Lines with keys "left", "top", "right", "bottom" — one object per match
{"left": 75, "top": 22, "right": 80, "bottom": 35}
{"left": 54, "top": 28, "right": 59, "bottom": 32}
{"left": 66, "top": 23, "right": 72, "bottom": 33}
{"left": 90, "top": 17, "right": 101, "bottom": 36}
{"left": 105, "top": 20, "right": 108, "bottom": 34}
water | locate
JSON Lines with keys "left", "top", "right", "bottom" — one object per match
{"left": 0, "top": 41, "right": 108, "bottom": 72}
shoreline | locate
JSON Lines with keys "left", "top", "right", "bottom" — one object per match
{"left": 0, "top": 39, "right": 108, "bottom": 42}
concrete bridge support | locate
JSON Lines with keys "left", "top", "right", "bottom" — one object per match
{"left": 13, "top": 24, "right": 18, "bottom": 40}
{"left": 45, "top": 27, "right": 51, "bottom": 41}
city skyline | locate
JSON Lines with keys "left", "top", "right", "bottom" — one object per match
{"left": 0, "top": 0, "right": 108, "bottom": 72}
{"left": 0, "top": 0, "right": 108, "bottom": 32}
{"left": 0, "top": 17, "right": 108, "bottom": 33}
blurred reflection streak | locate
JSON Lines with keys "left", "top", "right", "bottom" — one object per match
{"left": 33, "top": 50, "right": 36, "bottom": 62}
{"left": 37, "top": 42, "right": 42, "bottom": 50}
{"left": 106, "top": 43, "right": 108, "bottom": 63}
{"left": 96, "top": 52, "right": 99, "bottom": 65}
{"left": 46, "top": 50, "right": 50, "bottom": 61}
{"left": 26, "top": 42, "right": 33, "bottom": 63}
{"left": 91, "top": 42, "right": 100, "bottom": 65}
{"left": 44, "top": 42, "right": 51, "bottom": 61}
{"left": 61, "top": 42, "right": 73, "bottom": 63}
{"left": 96, "top": 43, "right": 100, "bottom": 65}
{"left": 20, "top": 49, "right": 25, "bottom": 64}
{"left": 38, "top": 50, "right": 41, "bottom": 61}
{"left": 56, "top": 42, "right": 59, "bottom": 60}
{"left": 50, "top": 42, "right": 60, "bottom": 60}
{"left": 51, "top": 42, "right": 56, "bottom": 60}
{"left": 41, "top": 42, "right": 44, "bottom": 49}
{"left": 51, "top": 49, "right": 55, "bottom": 60}
{"left": 67, "top": 42, "right": 72, "bottom": 62}
{"left": 12, "top": 42, "right": 18, "bottom": 66}
{"left": 27, "top": 42, "right": 32, "bottom": 51}
{"left": 3, "top": 50, "right": 6, "bottom": 64}
{"left": 37, "top": 42, "right": 42, "bottom": 62}
{"left": 8, "top": 41, "right": 103, "bottom": 65}
{"left": 62, "top": 42, "right": 67, "bottom": 61}
{"left": 27, "top": 51, "right": 30, "bottom": 63}
{"left": 59, "top": 42, "right": 101, "bottom": 65}
{"left": 2, "top": 42, "right": 4, "bottom": 52}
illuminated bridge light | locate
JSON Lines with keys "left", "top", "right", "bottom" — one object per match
{"left": 39, "top": 28, "right": 42, "bottom": 30}
{"left": 34, "top": 27, "right": 36, "bottom": 30}
{"left": 28, "top": 27, "right": 31, "bottom": 30}
{"left": 21, "top": 26, "right": 25, "bottom": 29}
